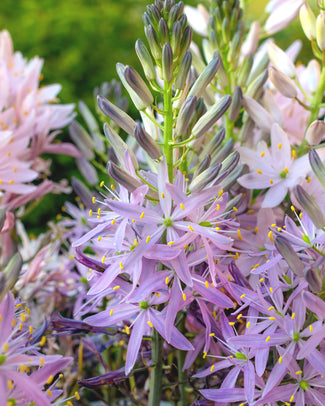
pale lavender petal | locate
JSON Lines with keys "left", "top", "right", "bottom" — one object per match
{"left": 256, "top": 384, "right": 296, "bottom": 404}
{"left": 125, "top": 312, "right": 147, "bottom": 375}
{"left": 170, "top": 251, "right": 193, "bottom": 286}
{"left": 193, "top": 359, "right": 233, "bottom": 378}
{"left": 262, "top": 183, "right": 288, "bottom": 208}
{"left": 302, "top": 291, "right": 325, "bottom": 319}
{"left": 244, "top": 360, "right": 255, "bottom": 404}
{"left": 0, "top": 293, "right": 14, "bottom": 347}
{"left": 200, "top": 388, "right": 246, "bottom": 402}
{"left": 85, "top": 304, "right": 139, "bottom": 327}
{"left": 297, "top": 325, "right": 325, "bottom": 359}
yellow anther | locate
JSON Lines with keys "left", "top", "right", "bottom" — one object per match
{"left": 210, "top": 365, "right": 215, "bottom": 372}
{"left": 40, "top": 336, "right": 46, "bottom": 346}
{"left": 113, "top": 285, "right": 120, "bottom": 290}
{"left": 205, "top": 281, "right": 209, "bottom": 288}
{"left": 119, "top": 262, "right": 124, "bottom": 270}
{"left": 265, "top": 336, "right": 271, "bottom": 342}
{"left": 161, "top": 192, "right": 165, "bottom": 198}
{"left": 203, "top": 351, "right": 207, "bottom": 359}
{"left": 89, "top": 209, "right": 93, "bottom": 217}
{"left": 165, "top": 277, "right": 169, "bottom": 285}
{"left": 109, "top": 309, "right": 114, "bottom": 316}
{"left": 256, "top": 169, "right": 263, "bottom": 174}
{"left": 100, "top": 181, "right": 104, "bottom": 187}
{"left": 216, "top": 204, "right": 220, "bottom": 211}
{"left": 12, "top": 319, "right": 16, "bottom": 327}
{"left": 140, "top": 212, "right": 145, "bottom": 219}
{"left": 277, "top": 227, "right": 282, "bottom": 232}
{"left": 229, "top": 322, "right": 235, "bottom": 326}
{"left": 167, "top": 241, "right": 174, "bottom": 245}
{"left": 46, "top": 375, "right": 54, "bottom": 385}
{"left": 269, "top": 179, "right": 274, "bottom": 184}
{"left": 92, "top": 196, "right": 96, "bottom": 204}
{"left": 209, "top": 333, "right": 215, "bottom": 337}
{"left": 9, "top": 180, "right": 14, "bottom": 185}
{"left": 291, "top": 313, "right": 296, "bottom": 319}
{"left": 102, "top": 256, "right": 106, "bottom": 264}
{"left": 46, "top": 389, "right": 53, "bottom": 397}
{"left": 134, "top": 238, "right": 138, "bottom": 246}
{"left": 156, "top": 292, "right": 160, "bottom": 297}
{"left": 292, "top": 149, "right": 297, "bottom": 158}
{"left": 279, "top": 356, "right": 283, "bottom": 364}
{"left": 269, "top": 317, "right": 276, "bottom": 320}
{"left": 260, "top": 152, "right": 265, "bottom": 157}
{"left": 240, "top": 294, "right": 246, "bottom": 299}
{"left": 146, "top": 235, "right": 151, "bottom": 243}
{"left": 75, "top": 392, "right": 80, "bottom": 400}
{"left": 218, "top": 189, "right": 224, "bottom": 197}
{"left": 125, "top": 326, "right": 130, "bottom": 335}
{"left": 29, "top": 326, "right": 33, "bottom": 334}
{"left": 40, "top": 357, "right": 45, "bottom": 366}
{"left": 97, "top": 236, "right": 102, "bottom": 242}
{"left": 268, "top": 306, "right": 275, "bottom": 311}
{"left": 180, "top": 203, "right": 185, "bottom": 210}
{"left": 290, "top": 395, "right": 294, "bottom": 402}
{"left": 309, "top": 325, "right": 313, "bottom": 332}
{"left": 233, "top": 206, "right": 238, "bottom": 212}
{"left": 259, "top": 278, "right": 265, "bottom": 283}
{"left": 237, "top": 229, "right": 243, "bottom": 240}
{"left": 20, "top": 314, "right": 26, "bottom": 322}
{"left": 278, "top": 143, "right": 282, "bottom": 149}
{"left": 111, "top": 218, "right": 116, "bottom": 225}
{"left": 19, "top": 364, "right": 25, "bottom": 373}
{"left": 269, "top": 287, "right": 273, "bottom": 293}
{"left": 111, "top": 184, "right": 115, "bottom": 191}
{"left": 147, "top": 321, "right": 153, "bottom": 328}
{"left": 8, "top": 380, "right": 13, "bottom": 389}
{"left": 188, "top": 225, "right": 194, "bottom": 232}
{"left": 3, "top": 343, "right": 8, "bottom": 352}
{"left": 254, "top": 227, "right": 259, "bottom": 233}
{"left": 284, "top": 167, "right": 289, "bottom": 174}
{"left": 246, "top": 321, "right": 251, "bottom": 328}
{"left": 268, "top": 230, "right": 274, "bottom": 242}
{"left": 299, "top": 212, "right": 303, "bottom": 219}
{"left": 237, "top": 314, "right": 243, "bottom": 320}
{"left": 306, "top": 176, "right": 311, "bottom": 183}
{"left": 182, "top": 293, "right": 186, "bottom": 301}
{"left": 296, "top": 370, "right": 303, "bottom": 375}
{"left": 290, "top": 205, "right": 295, "bottom": 211}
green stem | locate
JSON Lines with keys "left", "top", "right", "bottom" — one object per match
{"left": 177, "top": 313, "right": 187, "bottom": 406}
{"left": 148, "top": 328, "right": 164, "bottom": 406}
{"left": 163, "top": 81, "right": 174, "bottom": 182}
{"left": 308, "top": 63, "right": 325, "bottom": 126}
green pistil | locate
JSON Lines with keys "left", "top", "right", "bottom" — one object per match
{"left": 234, "top": 352, "right": 247, "bottom": 360}
{"left": 279, "top": 170, "right": 287, "bottom": 179}
{"left": 293, "top": 333, "right": 300, "bottom": 342}
{"left": 164, "top": 218, "right": 173, "bottom": 227}
{"left": 302, "top": 235, "right": 311, "bottom": 244}
{"left": 199, "top": 221, "right": 212, "bottom": 227}
{"left": 139, "top": 301, "right": 149, "bottom": 310}
{"left": 299, "top": 380, "right": 309, "bottom": 390}
{"left": 0, "top": 354, "right": 6, "bottom": 365}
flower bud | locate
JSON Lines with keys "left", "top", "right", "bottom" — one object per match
{"left": 104, "top": 123, "right": 138, "bottom": 170}
{"left": 175, "top": 51, "right": 192, "bottom": 90}
{"left": 306, "top": 120, "right": 325, "bottom": 145}
{"left": 158, "top": 18, "right": 169, "bottom": 44}
{"left": 200, "top": 127, "right": 225, "bottom": 159}
{"left": 145, "top": 24, "right": 161, "bottom": 61}
{"left": 268, "top": 42, "right": 296, "bottom": 78}
{"left": 194, "top": 155, "right": 211, "bottom": 177}
{"left": 188, "top": 57, "right": 220, "bottom": 99}
{"left": 221, "top": 151, "right": 240, "bottom": 173}
{"left": 309, "top": 148, "right": 325, "bottom": 191}
{"left": 246, "top": 70, "right": 268, "bottom": 99}
{"left": 76, "top": 157, "right": 98, "bottom": 186}
{"left": 143, "top": 12, "right": 151, "bottom": 27}
{"left": 69, "top": 121, "right": 95, "bottom": 160}
{"left": 304, "top": 269, "right": 322, "bottom": 292}
{"left": 175, "top": 95, "right": 197, "bottom": 136}
{"left": 98, "top": 95, "right": 135, "bottom": 135}
{"left": 241, "top": 22, "right": 260, "bottom": 56}
{"left": 162, "top": 43, "right": 173, "bottom": 82}
{"left": 228, "top": 32, "right": 242, "bottom": 69}
{"left": 213, "top": 50, "right": 229, "bottom": 90}
{"left": 319, "top": 0, "right": 325, "bottom": 10}
{"left": 79, "top": 101, "right": 105, "bottom": 153}
{"left": 71, "top": 177, "right": 97, "bottom": 208}
{"left": 228, "top": 86, "right": 242, "bottom": 122}
{"left": 316, "top": 13, "right": 325, "bottom": 50}
{"left": 134, "top": 122, "right": 161, "bottom": 159}
{"left": 178, "top": 26, "right": 192, "bottom": 61}
{"left": 237, "top": 55, "right": 253, "bottom": 87}
{"left": 269, "top": 66, "right": 297, "bottom": 98}
{"left": 0, "top": 253, "right": 22, "bottom": 302}
{"left": 135, "top": 39, "right": 156, "bottom": 81}
{"left": 171, "top": 21, "right": 182, "bottom": 56}
{"left": 243, "top": 96, "right": 274, "bottom": 132}
{"left": 211, "top": 138, "right": 233, "bottom": 165}
{"left": 189, "top": 162, "right": 222, "bottom": 193}
{"left": 299, "top": 4, "right": 316, "bottom": 40}
{"left": 192, "top": 95, "right": 231, "bottom": 138}
{"left": 107, "top": 162, "right": 142, "bottom": 192}
{"left": 293, "top": 185, "right": 325, "bottom": 229}
{"left": 117, "top": 63, "right": 153, "bottom": 111}
{"left": 146, "top": 4, "right": 161, "bottom": 27}
{"left": 274, "top": 235, "right": 304, "bottom": 277}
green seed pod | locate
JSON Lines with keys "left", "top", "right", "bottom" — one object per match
{"left": 162, "top": 43, "right": 173, "bottom": 82}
